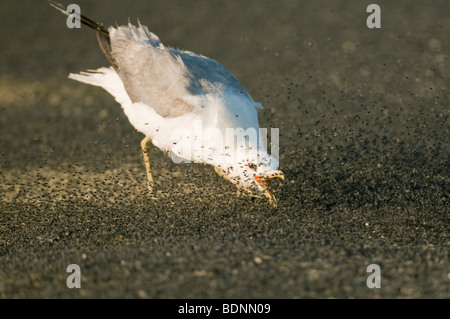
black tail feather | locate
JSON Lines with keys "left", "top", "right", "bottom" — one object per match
{"left": 49, "top": 1, "right": 118, "bottom": 69}
{"left": 49, "top": 1, "right": 108, "bottom": 35}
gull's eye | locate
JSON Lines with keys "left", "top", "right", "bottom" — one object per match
{"left": 248, "top": 162, "right": 257, "bottom": 170}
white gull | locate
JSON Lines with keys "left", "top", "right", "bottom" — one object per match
{"left": 50, "top": 1, "right": 284, "bottom": 207}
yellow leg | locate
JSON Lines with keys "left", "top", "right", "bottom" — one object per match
{"left": 140, "top": 136, "right": 155, "bottom": 193}
{"left": 214, "top": 166, "right": 264, "bottom": 199}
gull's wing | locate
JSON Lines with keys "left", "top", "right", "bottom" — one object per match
{"left": 50, "top": 2, "right": 262, "bottom": 119}
{"left": 109, "top": 24, "right": 261, "bottom": 118}
{"left": 109, "top": 24, "right": 192, "bottom": 118}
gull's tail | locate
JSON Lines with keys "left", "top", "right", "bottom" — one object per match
{"left": 49, "top": 1, "right": 118, "bottom": 69}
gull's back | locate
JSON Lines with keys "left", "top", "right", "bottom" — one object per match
{"left": 107, "top": 23, "right": 258, "bottom": 120}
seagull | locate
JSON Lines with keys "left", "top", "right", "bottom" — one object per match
{"left": 50, "top": 1, "right": 284, "bottom": 207}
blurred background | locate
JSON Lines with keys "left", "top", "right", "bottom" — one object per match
{"left": 0, "top": 0, "right": 448, "bottom": 298}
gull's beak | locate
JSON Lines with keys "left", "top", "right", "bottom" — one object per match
{"left": 255, "top": 170, "right": 285, "bottom": 208}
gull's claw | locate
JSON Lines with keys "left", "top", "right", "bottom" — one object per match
{"left": 264, "top": 189, "right": 278, "bottom": 208}
{"left": 257, "top": 170, "right": 284, "bottom": 208}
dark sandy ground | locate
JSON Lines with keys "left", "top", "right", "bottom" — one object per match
{"left": 0, "top": 0, "right": 448, "bottom": 298}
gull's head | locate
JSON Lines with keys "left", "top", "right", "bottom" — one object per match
{"left": 216, "top": 152, "right": 284, "bottom": 208}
